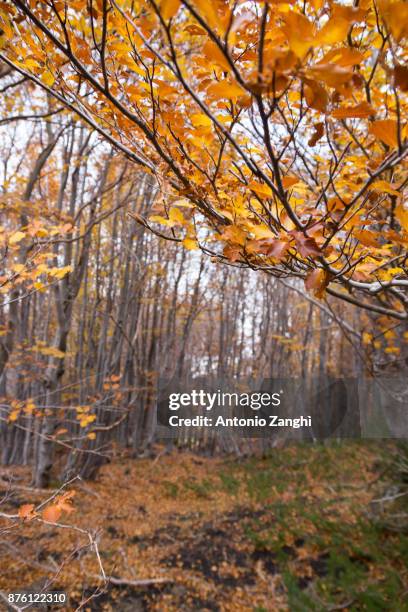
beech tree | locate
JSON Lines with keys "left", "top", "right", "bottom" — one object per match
{"left": 0, "top": 77, "right": 371, "bottom": 483}
{"left": 0, "top": 0, "right": 407, "bottom": 320}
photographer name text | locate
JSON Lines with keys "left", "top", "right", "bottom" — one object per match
{"left": 167, "top": 414, "right": 312, "bottom": 428}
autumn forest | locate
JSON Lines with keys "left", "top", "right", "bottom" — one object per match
{"left": 0, "top": 0, "right": 407, "bottom": 610}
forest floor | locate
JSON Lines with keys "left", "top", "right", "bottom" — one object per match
{"left": 0, "top": 442, "right": 407, "bottom": 612}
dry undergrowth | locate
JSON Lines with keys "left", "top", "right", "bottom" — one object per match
{"left": 0, "top": 443, "right": 405, "bottom": 611}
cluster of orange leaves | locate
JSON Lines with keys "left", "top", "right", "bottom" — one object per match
{"left": 18, "top": 490, "right": 76, "bottom": 524}
{"left": 0, "top": 0, "right": 407, "bottom": 310}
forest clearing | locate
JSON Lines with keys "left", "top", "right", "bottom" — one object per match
{"left": 1, "top": 442, "right": 407, "bottom": 611}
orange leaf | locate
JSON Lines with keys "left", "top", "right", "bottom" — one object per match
{"left": 320, "top": 47, "right": 365, "bottom": 67}
{"left": 42, "top": 504, "right": 62, "bottom": 523}
{"left": 370, "top": 120, "right": 398, "bottom": 148}
{"left": 370, "top": 180, "right": 400, "bottom": 196}
{"left": 318, "top": 17, "right": 351, "bottom": 45}
{"left": 247, "top": 238, "right": 289, "bottom": 260}
{"left": 220, "top": 225, "right": 246, "bottom": 245}
{"left": 223, "top": 244, "right": 241, "bottom": 262}
{"left": 190, "top": 113, "right": 212, "bottom": 128}
{"left": 308, "top": 122, "right": 324, "bottom": 146}
{"left": 263, "top": 239, "right": 289, "bottom": 261}
{"left": 193, "top": 0, "right": 220, "bottom": 31}
{"left": 282, "top": 12, "right": 315, "bottom": 58}
{"left": 18, "top": 504, "right": 37, "bottom": 521}
{"left": 305, "top": 269, "right": 329, "bottom": 298}
{"left": 183, "top": 237, "right": 198, "bottom": 250}
{"left": 168, "top": 207, "right": 185, "bottom": 225}
{"left": 394, "top": 64, "right": 408, "bottom": 91}
{"left": 327, "top": 197, "right": 347, "bottom": 213}
{"left": 282, "top": 176, "right": 300, "bottom": 189}
{"left": 304, "top": 80, "right": 328, "bottom": 113}
{"left": 159, "top": 0, "right": 181, "bottom": 21}
{"left": 249, "top": 181, "right": 274, "bottom": 198}
{"left": 58, "top": 491, "right": 75, "bottom": 514}
{"left": 395, "top": 205, "right": 408, "bottom": 231}
{"left": 202, "top": 40, "right": 230, "bottom": 71}
{"left": 206, "top": 80, "right": 245, "bottom": 101}
{"left": 292, "top": 231, "right": 321, "bottom": 258}
{"left": 332, "top": 4, "right": 367, "bottom": 22}
{"left": 309, "top": 64, "right": 353, "bottom": 88}
{"left": 378, "top": 0, "right": 408, "bottom": 41}
{"left": 332, "top": 102, "right": 374, "bottom": 119}
{"left": 354, "top": 229, "right": 381, "bottom": 247}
